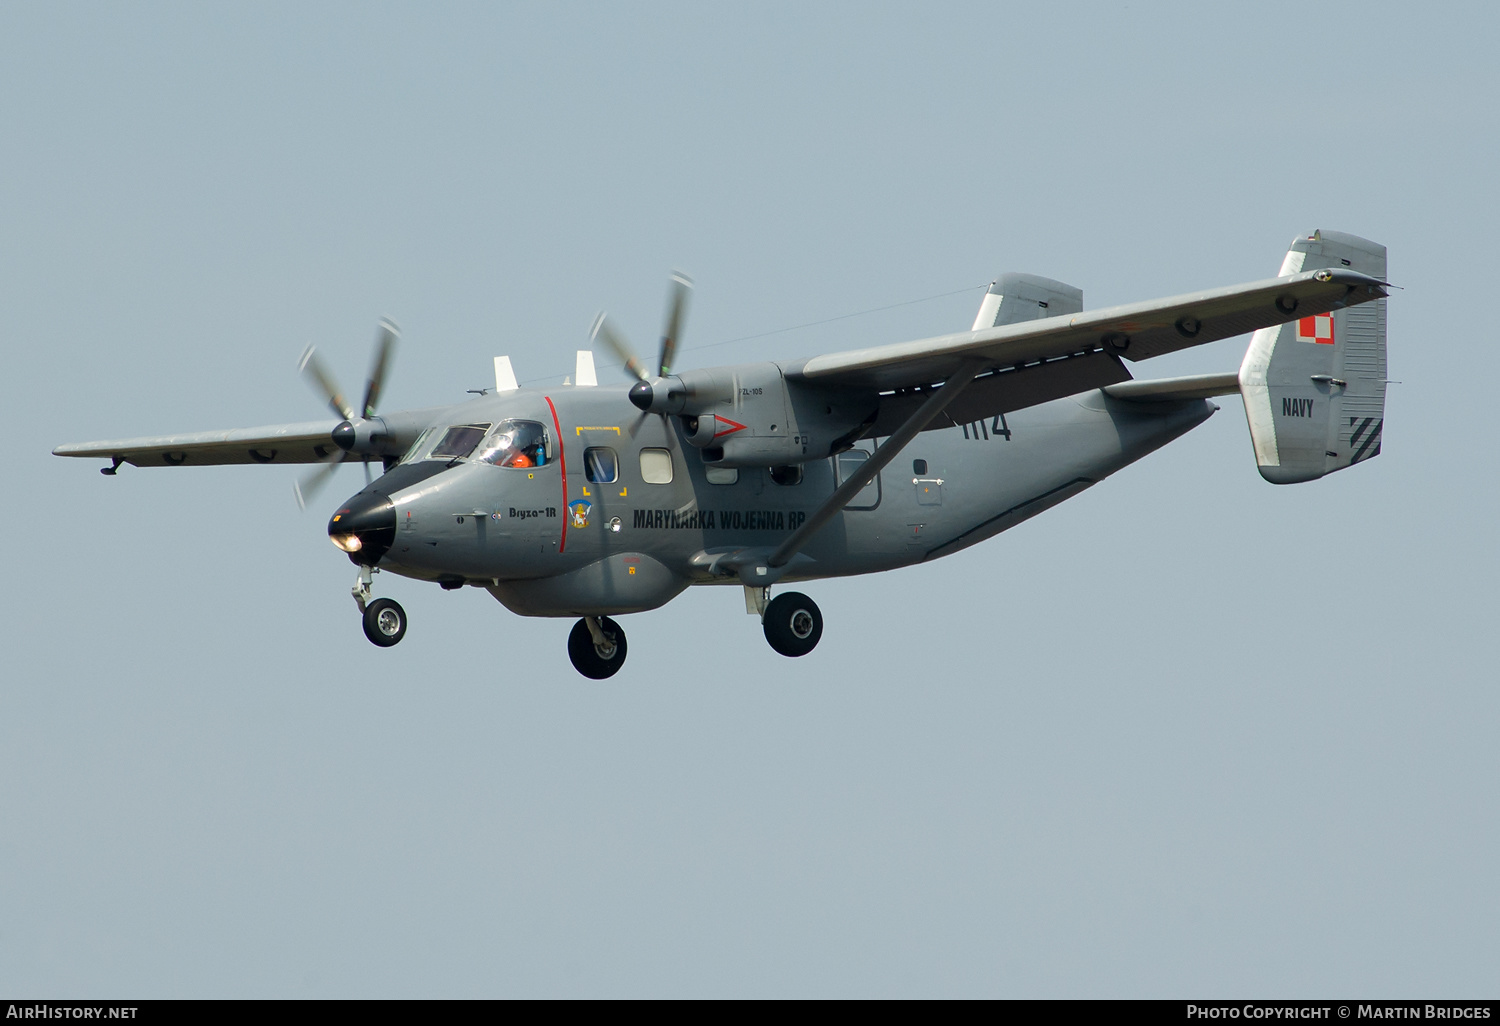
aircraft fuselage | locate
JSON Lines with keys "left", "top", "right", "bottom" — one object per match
{"left": 330, "top": 383, "right": 1216, "bottom": 617}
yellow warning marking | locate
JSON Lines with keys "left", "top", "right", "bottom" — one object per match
{"left": 582, "top": 486, "right": 591, "bottom": 497}
{"left": 618, "top": 486, "right": 627, "bottom": 497}
{"left": 628, "top": 566, "right": 636, "bottom": 575}
{"left": 528, "top": 473, "right": 534, "bottom": 479}
{"left": 575, "top": 425, "right": 622, "bottom": 436}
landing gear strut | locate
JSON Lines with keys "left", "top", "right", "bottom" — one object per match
{"left": 352, "top": 565, "right": 375, "bottom": 612}
{"left": 568, "top": 616, "right": 628, "bottom": 679}
{"left": 762, "top": 591, "right": 823, "bottom": 657}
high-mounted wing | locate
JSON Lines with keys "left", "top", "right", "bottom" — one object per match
{"left": 789, "top": 266, "right": 1388, "bottom": 433}
{"left": 53, "top": 420, "right": 349, "bottom": 469}
{"left": 53, "top": 400, "right": 446, "bottom": 471}
{"left": 52, "top": 316, "right": 440, "bottom": 484}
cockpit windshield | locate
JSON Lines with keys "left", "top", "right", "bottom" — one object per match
{"left": 428, "top": 423, "right": 492, "bottom": 460}
{"left": 474, "top": 419, "right": 548, "bottom": 468}
{"left": 399, "top": 426, "right": 438, "bottom": 465}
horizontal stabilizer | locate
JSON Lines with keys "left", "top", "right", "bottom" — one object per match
{"left": 1104, "top": 372, "right": 1240, "bottom": 402}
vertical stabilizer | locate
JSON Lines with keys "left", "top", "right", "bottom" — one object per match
{"left": 1238, "top": 230, "right": 1387, "bottom": 483}
{"left": 971, "top": 273, "right": 1083, "bottom": 331}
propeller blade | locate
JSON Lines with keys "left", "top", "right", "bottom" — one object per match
{"left": 658, "top": 271, "right": 692, "bottom": 377}
{"left": 625, "top": 409, "right": 652, "bottom": 439}
{"left": 294, "top": 453, "right": 344, "bottom": 511}
{"left": 591, "top": 313, "right": 649, "bottom": 382}
{"left": 362, "top": 318, "right": 399, "bottom": 418}
{"left": 299, "top": 346, "right": 355, "bottom": 422}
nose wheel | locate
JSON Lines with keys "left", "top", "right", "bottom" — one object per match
{"left": 568, "top": 616, "right": 628, "bottom": 679}
{"left": 762, "top": 591, "right": 823, "bottom": 657}
{"left": 362, "top": 597, "right": 407, "bottom": 647}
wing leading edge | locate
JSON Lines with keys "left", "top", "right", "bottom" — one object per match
{"left": 791, "top": 267, "right": 1388, "bottom": 395}
{"left": 53, "top": 420, "right": 349, "bottom": 468}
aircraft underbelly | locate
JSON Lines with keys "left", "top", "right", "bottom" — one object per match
{"left": 487, "top": 553, "right": 689, "bottom": 617}
{"left": 784, "top": 391, "right": 1217, "bottom": 578}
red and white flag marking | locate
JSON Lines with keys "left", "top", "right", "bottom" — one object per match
{"left": 1297, "top": 313, "right": 1335, "bottom": 345}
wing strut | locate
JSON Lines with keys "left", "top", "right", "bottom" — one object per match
{"left": 766, "top": 361, "right": 984, "bottom": 571}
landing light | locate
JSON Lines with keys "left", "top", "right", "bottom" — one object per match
{"left": 330, "top": 532, "right": 363, "bottom": 553}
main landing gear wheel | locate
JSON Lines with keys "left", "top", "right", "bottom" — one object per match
{"left": 568, "top": 616, "right": 628, "bottom": 679}
{"left": 362, "top": 597, "right": 407, "bottom": 647}
{"left": 762, "top": 591, "right": 823, "bottom": 657}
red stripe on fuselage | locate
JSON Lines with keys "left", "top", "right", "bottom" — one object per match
{"left": 544, "top": 395, "right": 568, "bottom": 554}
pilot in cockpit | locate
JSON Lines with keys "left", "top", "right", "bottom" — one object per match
{"left": 475, "top": 419, "right": 547, "bottom": 469}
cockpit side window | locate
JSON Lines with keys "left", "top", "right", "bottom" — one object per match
{"left": 475, "top": 419, "right": 549, "bottom": 469}
{"left": 429, "top": 424, "right": 492, "bottom": 460}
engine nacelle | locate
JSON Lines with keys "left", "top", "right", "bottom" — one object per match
{"left": 666, "top": 362, "right": 874, "bottom": 469}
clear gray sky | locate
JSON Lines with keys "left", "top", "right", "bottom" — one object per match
{"left": 3, "top": 1, "right": 1497, "bottom": 998}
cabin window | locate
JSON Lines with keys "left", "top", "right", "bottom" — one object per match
{"left": 912, "top": 458, "right": 928, "bottom": 475}
{"left": 640, "top": 448, "right": 674, "bottom": 484}
{"left": 837, "top": 447, "right": 880, "bottom": 510}
{"left": 474, "top": 420, "right": 548, "bottom": 468}
{"left": 705, "top": 465, "right": 738, "bottom": 485}
{"left": 769, "top": 464, "right": 803, "bottom": 486}
{"left": 429, "top": 423, "right": 492, "bottom": 460}
{"left": 584, "top": 447, "right": 618, "bottom": 483}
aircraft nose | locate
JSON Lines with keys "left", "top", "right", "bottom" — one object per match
{"left": 328, "top": 493, "right": 397, "bottom": 565}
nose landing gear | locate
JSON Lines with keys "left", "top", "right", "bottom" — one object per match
{"left": 353, "top": 564, "right": 407, "bottom": 648}
{"left": 762, "top": 591, "right": 823, "bottom": 657}
{"left": 568, "top": 616, "right": 628, "bottom": 679}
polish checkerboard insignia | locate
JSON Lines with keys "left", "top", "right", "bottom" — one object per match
{"left": 1297, "top": 313, "right": 1335, "bottom": 345}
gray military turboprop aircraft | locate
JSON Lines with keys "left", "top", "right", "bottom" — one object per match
{"left": 55, "top": 230, "right": 1389, "bottom": 678}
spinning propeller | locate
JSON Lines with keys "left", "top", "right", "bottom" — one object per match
{"left": 591, "top": 272, "right": 692, "bottom": 433}
{"left": 294, "top": 318, "right": 399, "bottom": 509}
